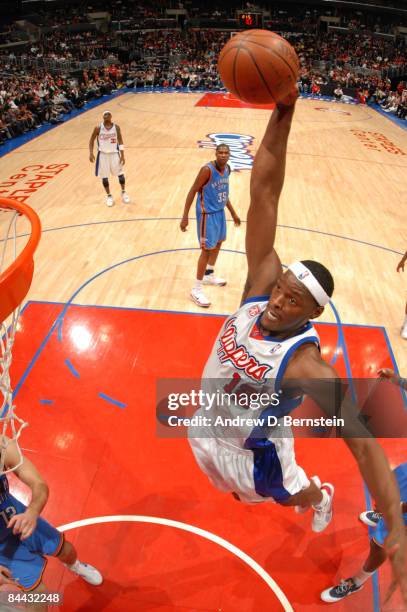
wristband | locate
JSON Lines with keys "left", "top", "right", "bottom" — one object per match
{"left": 119, "top": 145, "right": 124, "bottom": 151}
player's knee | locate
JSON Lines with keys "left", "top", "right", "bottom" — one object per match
{"left": 118, "top": 174, "right": 125, "bottom": 186}
{"left": 102, "top": 178, "right": 109, "bottom": 188}
{"left": 57, "top": 539, "right": 76, "bottom": 564}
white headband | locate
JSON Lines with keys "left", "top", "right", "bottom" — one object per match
{"left": 288, "top": 261, "right": 330, "bottom": 306}
{"left": 103, "top": 110, "right": 112, "bottom": 117}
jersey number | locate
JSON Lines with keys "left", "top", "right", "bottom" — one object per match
{"left": 0, "top": 505, "right": 17, "bottom": 526}
{"left": 217, "top": 192, "right": 228, "bottom": 204}
{"left": 223, "top": 373, "right": 257, "bottom": 409}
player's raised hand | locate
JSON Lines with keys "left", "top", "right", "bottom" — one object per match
{"left": 89, "top": 153, "right": 95, "bottom": 163}
{"left": 0, "top": 565, "right": 14, "bottom": 586}
{"left": 180, "top": 216, "right": 188, "bottom": 232}
{"left": 8, "top": 509, "right": 38, "bottom": 540}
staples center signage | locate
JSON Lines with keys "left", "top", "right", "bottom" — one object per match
{"left": 198, "top": 133, "right": 254, "bottom": 171}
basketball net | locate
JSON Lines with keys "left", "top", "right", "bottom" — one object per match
{"left": 0, "top": 199, "right": 41, "bottom": 473}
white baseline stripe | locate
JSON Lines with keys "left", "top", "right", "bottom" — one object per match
{"left": 58, "top": 514, "right": 293, "bottom": 612}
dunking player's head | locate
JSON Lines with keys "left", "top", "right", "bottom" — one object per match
{"left": 215, "top": 143, "right": 230, "bottom": 168}
{"left": 260, "top": 260, "right": 334, "bottom": 334}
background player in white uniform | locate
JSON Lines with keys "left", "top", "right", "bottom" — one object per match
{"left": 180, "top": 144, "right": 241, "bottom": 308}
{"left": 189, "top": 91, "right": 407, "bottom": 601}
{"left": 89, "top": 110, "right": 130, "bottom": 207}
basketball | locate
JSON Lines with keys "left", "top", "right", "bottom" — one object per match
{"left": 218, "top": 29, "right": 300, "bottom": 105}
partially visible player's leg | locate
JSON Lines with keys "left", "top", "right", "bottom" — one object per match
{"left": 253, "top": 435, "right": 334, "bottom": 532}
{"left": 203, "top": 242, "right": 226, "bottom": 287}
{"left": 118, "top": 173, "right": 130, "bottom": 203}
{"left": 321, "top": 539, "right": 387, "bottom": 603}
{"left": 203, "top": 212, "right": 227, "bottom": 287}
{"left": 110, "top": 153, "right": 130, "bottom": 203}
{"left": 102, "top": 178, "right": 114, "bottom": 207}
{"left": 192, "top": 211, "right": 216, "bottom": 307}
{"left": 56, "top": 540, "right": 102, "bottom": 586}
{"left": 191, "top": 247, "right": 212, "bottom": 307}
{"left": 96, "top": 153, "right": 114, "bottom": 206}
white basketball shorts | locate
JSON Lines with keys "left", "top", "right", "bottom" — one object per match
{"left": 189, "top": 430, "right": 310, "bottom": 503}
{"left": 95, "top": 152, "right": 123, "bottom": 179}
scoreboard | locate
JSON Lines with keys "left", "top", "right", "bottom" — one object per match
{"left": 236, "top": 11, "right": 263, "bottom": 29}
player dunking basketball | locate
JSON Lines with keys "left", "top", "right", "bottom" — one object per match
{"left": 89, "top": 111, "right": 130, "bottom": 207}
{"left": 189, "top": 94, "right": 407, "bottom": 599}
{"left": 180, "top": 144, "right": 241, "bottom": 308}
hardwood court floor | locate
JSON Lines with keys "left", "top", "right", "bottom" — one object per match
{"left": 2, "top": 91, "right": 406, "bottom": 370}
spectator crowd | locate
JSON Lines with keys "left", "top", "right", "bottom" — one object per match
{"left": 1, "top": 1, "right": 406, "bottom": 145}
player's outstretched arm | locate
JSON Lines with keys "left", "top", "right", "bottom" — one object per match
{"left": 243, "top": 98, "right": 296, "bottom": 302}
{"left": 180, "top": 166, "right": 210, "bottom": 232}
{"left": 285, "top": 349, "right": 407, "bottom": 606}
{"left": 5, "top": 440, "right": 49, "bottom": 540}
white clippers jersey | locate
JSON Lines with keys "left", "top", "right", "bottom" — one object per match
{"left": 201, "top": 297, "right": 320, "bottom": 448}
{"left": 97, "top": 123, "right": 119, "bottom": 154}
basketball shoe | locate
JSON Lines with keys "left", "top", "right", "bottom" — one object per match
{"left": 121, "top": 191, "right": 130, "bottom": 204}
{"left": 203, "top": 273, "right": 227, "bottom": 286}
{"left": 66, "top": 560, "right": 103, "bottom": 585}
{"left": 359, "top": 510, "right": 382, "bottom": 527}
{"left": 321, "top": 578, "right": 363, "bottom": 603}
{"left": 191, "top": 287, "right": 211, "bottom": 308}
{"left": 106, "top": 194, "right": 114, "bottom": 207}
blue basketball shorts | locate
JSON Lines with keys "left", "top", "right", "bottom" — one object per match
{"left": 0, "top": 495, "right": 64, "bottom": 590}
{"left": 196, "top": 209, "right": 226, "bottom": 250}
{"left": 373, "top": 462, "right": 407, "bottom": 547}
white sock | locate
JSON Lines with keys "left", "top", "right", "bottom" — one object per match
{"left": 313, "top": 488, "right": 329, "bottom": 510}
{"left": 194, "top": 279, "right": 203, "bottom": 290}
{"left": 353, "top": 568, "right": 375, "bottom": 586}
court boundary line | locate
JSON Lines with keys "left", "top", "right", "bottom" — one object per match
{"left": 57, "top": 514, "right": 294, "bottom": 611}
{"left": 7, "top": 219, "right": 405, "bottom": 257}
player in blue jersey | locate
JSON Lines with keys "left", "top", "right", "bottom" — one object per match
{"left": 0, "top": 438, "right": 102, "bottom": 610}
{"left": 188, "top": 89, "right": 407, "bottom": 603}
{"left": 180, "top": 144, "right": 241, "bottom": 308}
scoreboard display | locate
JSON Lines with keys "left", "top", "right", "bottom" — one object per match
{"left": 237, "top": 11, "right": 263, "bottom": 29}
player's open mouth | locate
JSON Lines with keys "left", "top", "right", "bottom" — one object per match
{"left": 266, "top": 309, "right": 279, "bottom": 321}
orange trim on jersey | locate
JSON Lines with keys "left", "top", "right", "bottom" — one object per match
{"left": 21, "top": 558, "right": 47, "bottom": 592}
{"left": 51, "top": 532, "right": 65, "bottom": 557}
{"left": 199, "top": 211, "right": 207, "bottom": 247}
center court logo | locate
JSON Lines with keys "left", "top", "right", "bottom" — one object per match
{"left": 198, "top": 133, "right": 254, "bottom": 171}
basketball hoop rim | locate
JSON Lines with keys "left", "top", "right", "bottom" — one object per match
{"left": 0, "top": 197, "right": 41, "bottom": 324}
